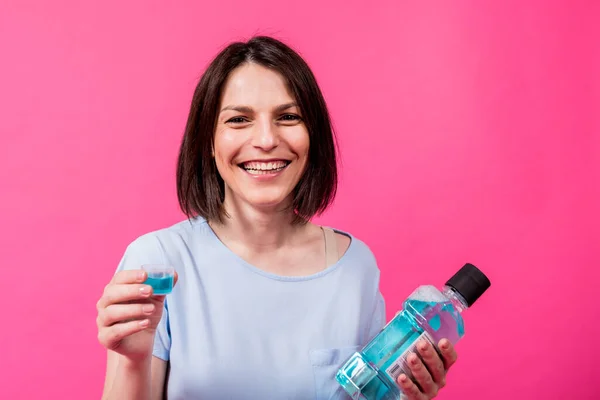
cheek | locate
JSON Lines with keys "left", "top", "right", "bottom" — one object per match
{"left": 212, "top": 135, "right": 238, "bottom": 183}
{"left": 213, "top": 129, "right": 240, "bottom": 165}
{"left": 288, "top": 130, "right": 310, "bottom": 159}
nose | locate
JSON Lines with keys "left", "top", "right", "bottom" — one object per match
{"left": 251, "top": 117, "right": 279, "bottom": 151}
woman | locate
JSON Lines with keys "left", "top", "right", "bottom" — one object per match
{"left": 96, "top": 36, "right": 458, "bottom": 400}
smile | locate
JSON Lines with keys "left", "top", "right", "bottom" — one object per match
{"left": 238, "top": 160, "right": 290, "bottom": 175}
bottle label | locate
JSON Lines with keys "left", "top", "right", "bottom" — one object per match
{"left": 383, "top": 330, "right": 436, "bottom": 384}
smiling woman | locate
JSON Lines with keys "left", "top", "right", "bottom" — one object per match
{"left": 176, "top": 37, "right": 338, "bottom": 225}
{"left": 95, "top": 36, "right": 459, "bottom": 400}
{"left": 213, "top": 64, "right": 311, "bottom": 213}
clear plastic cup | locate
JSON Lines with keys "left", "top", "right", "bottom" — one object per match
{"left": 141, "top": 264, "right": 175, "bottom": 295}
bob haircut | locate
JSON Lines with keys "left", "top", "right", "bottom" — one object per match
{"left": 176, "top": 36, "right": 338, "bottom": 224}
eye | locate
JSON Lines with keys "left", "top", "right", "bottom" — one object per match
{"left": 279, "top": 114, "right": 302, "bottom": 122}
{"left": 225, "top": 116, "right": 249, "bottom": 124}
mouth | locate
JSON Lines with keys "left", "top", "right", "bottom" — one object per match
{"left": 238, "top": 159, "right": 291, "bottom": 175}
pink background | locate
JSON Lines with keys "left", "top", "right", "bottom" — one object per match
{"left": 1, "top": 1, "right": 598, "bottom": 399}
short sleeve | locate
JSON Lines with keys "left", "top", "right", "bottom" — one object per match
{"left": 114, "top": 233, "right": 172, "bottom": 361}
{"left": 364, "top": 291, "right": 386, "bottom": 344}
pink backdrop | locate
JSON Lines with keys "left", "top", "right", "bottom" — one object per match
{"left": 1, "top": 1, "right": 598, "bottom": 399}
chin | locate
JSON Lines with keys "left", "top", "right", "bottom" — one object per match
{"left": 247, "top": 196, "right": 290, "bottom": 210}
{"left": 225, "top": 184, "right": 296, "bottom": 212}
{"left": 238, "top": 188, "right": 293, "bottom": 210}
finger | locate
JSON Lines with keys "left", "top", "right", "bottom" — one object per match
{"left": 101, "top": 283, "right": 153, "bottom": 307}
{"left": 438, "top": 339, "right": 458, "bottom": 370}
{"left": 173, "top": 271, "right": 179, "bottom": 286}
{"left": 111, "top": 269, "right": 147, "bottom": 285}
{"left": 99, "top": 303, "right": 156, "bottom": 327}
{"left": 98, "top": 319, "right": 150, "bottom": 349}
{"left": 406, "top": 352, "right": 438, "bottom": 398}
{"left": 417, "top": 339, "right": 446, "bottom": 387}
{"left": 397, "top": 373, "right": 426, "bottom": 400}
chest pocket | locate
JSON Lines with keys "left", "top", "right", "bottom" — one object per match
{"left": 309, "top": 345, "right": 361, "bottom": 400}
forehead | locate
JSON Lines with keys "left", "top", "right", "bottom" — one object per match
{"left": 220, "top": 63, "right": 296, "bottom": 108}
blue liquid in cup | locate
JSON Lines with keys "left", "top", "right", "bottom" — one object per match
{"left": 145, "top": 273, "right": 174, "bottom": 295}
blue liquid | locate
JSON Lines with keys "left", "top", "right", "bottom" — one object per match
{"left": 336, "top": 288, "right": 465, "bottom": 400}
{"left": 145, "top": 275, "right": 174, "bottom": 295}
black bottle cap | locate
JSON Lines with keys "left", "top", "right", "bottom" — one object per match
{"left": 445, "top": 263, "right": 491, "bottom": 307}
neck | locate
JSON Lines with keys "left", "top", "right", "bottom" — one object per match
{"left": 210, "top": 196, "right": 305, "bottom": 252}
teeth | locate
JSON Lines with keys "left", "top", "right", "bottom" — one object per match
{"left": 246, "top": 168, "right": 284, "bottom": 175}
{"left": 242, "top": 161, "right": 288, "bottom": 171}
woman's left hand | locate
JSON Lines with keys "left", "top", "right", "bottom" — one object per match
{"left": 396, "top": 338, "right": 458, "bottom": 399}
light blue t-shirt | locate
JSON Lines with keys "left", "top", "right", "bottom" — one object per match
{"left": 115, "top": 217, "right": 386, "bottom": 400}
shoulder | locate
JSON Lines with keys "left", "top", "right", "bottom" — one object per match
{"left": 122, "top": 217, "right": 208, "bottom": 259}
{"left": 335, "top": 228, "right": 378, "bottom": 264}
{"left": 326, "top": 226, "right": 380, "bottom": 280}
{"left": 115, "top": 217, "right": 209, "bottom": 273}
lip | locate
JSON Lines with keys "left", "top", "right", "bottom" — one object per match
{"left": 237, "top": 159, "right": 291, "bottom": 181}
{"left": 238, "top": 158, "right": 290, "bottom": 164}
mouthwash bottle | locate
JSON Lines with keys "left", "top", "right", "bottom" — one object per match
{"left": 336, "top": 263, "right": 490, "bottom": 400}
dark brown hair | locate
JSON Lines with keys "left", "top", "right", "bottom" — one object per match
{"left": 176, "top": 36, "right": 338, "bottom": 223}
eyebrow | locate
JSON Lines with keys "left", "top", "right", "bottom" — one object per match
{"left": 219, "top": 102, "right": 299, "bottom": 114}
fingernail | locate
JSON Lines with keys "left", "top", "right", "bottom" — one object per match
{"left": 142, "top": 304, "right": 154, "bottom": 314}
{"left": 140, "top": 286, "right": 151, "bottom": 295}
{"left": 138, "top": 271, "right": 146, "bottom": 281}
{"left": 139, "top": 319, "right": 149, "bottom": 327}
{"left": 410, "top": 354, "right": 418, "bottom": 365}
{"left": 419, "top": 340, "right": 428, "bottom": 352}
{"left": 399, "top": 374, "right": 408, "bottom": 383}
{"left": 440, "top": 340, "right": 450, "bottom": 350}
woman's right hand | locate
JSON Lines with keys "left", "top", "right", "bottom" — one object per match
{"left": 96, "top": 269, "right": 178, "bottom": 362}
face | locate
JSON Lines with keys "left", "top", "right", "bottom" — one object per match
{"left": 214, "top": 63, "right": 310, "bottom": 212}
